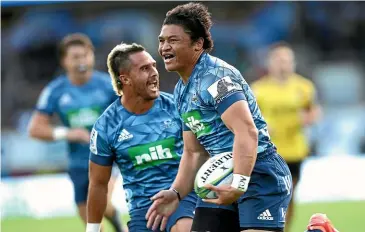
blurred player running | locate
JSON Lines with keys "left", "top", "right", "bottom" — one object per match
{"left": 28, "top": 33, "right": 124, "bottom": 232}
{"left": 146, "top": 3, "right": 292, "bottom": 232}
{"left": 306, "top": 213, "right": 339, "bottom": 232}
{"left": 86, "top": 43, "right": 197, "bottom": 232}
{"left": 251, "top": 42, "right": 321, "bottom": 230}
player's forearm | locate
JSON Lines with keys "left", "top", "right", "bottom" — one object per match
{"left": 87, "top": 182, "right": 108, "bottom": 223}
{"left": 232, "top": 126, "right": 258, "bottom": 177}
{"left": 172, "top": 151, "right": 207, "bottom": 198}
{"left": 28, "top": 123, "right": 56, "bottom": 141}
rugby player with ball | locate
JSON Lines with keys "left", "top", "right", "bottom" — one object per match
{"left": 146, "top": 3, "right": 292, "bottom": 232}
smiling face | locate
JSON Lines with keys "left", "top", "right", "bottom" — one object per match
{"left": 62, "top": 44, "right": 95, "bottom": 78}
{"left": 158, "top": 24, "right": 199, "bottom": 74}
{"left": 123, "top": 51, "right": 159, "bottom": 100}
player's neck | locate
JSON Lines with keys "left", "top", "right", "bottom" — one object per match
{"left": 68, "top": 71, "right": 92, "bottom": 85}
{"left": 179, "top": 50, "right": 204, "bottom": 84}
{"left": 271, "top": 73, "right": 289, "bottom": 84}
{"left": 121, "top": 94, "right": 154, "bottom": 114}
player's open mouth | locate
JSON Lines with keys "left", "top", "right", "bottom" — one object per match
{"left": 148, "top": 81, "right": 158, "bottom": 91}
{"left": 163, "top": 54, "right": 175, "bottom": 63}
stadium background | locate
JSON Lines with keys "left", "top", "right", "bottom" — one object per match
{"left": 1, "top": 1, "right": 365, "bottom": 231}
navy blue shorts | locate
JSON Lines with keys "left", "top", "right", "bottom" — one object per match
{"left": 128, "top": 192, "right": 197, "bottom": 232}
{"left": 68, "top": 167, "right": 89, "bottom": 205}
{"left": 196, "top": 150, "right": 293, "bottom": 229}
{"left": 68, "top": 164, "right": 119, "bottom": 205}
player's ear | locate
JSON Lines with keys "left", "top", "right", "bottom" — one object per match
{"left": 194, "top": 38, "right": 204, "bottom": 51}
{"left": 119, "top": 74, "right": 130, "bottom": 86}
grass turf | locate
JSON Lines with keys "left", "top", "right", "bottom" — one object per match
{"left": 2, "top": 201, "right": 364, "bottom": 232}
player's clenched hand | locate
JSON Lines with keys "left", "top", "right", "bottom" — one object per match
{"left": 146, "top": 190, "right": 180, "bottom": 231}
{"left": 202, "top": 184, "right": 244, "bottom": 205}
{"left": 66, "top": 128, "right": 90, "bottom": 143}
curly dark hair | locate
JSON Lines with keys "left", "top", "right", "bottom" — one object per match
{"left": 163, "top": 2, "right": 214, "bottom": 53}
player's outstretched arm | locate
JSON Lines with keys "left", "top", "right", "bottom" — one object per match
{"left": 28, "top": 112, "right": 90, "bottom": 143}
{"left": 86, "top": 161, "right": 112, "bottom": 232}
{"left": 204, "top": 100, "right": 258, "bottom": 205}
{"left": 146, "top": 131, "right": 209, "bottom": 231}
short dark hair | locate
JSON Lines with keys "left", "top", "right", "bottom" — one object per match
{"left": 163, "top": 2, "right": 214, "bottom": 53}
{"left": 59, "top": 33, "right": 94, "bottom": 59}
{"left": 268, "top": 41, "right": 293, "bottom": 53}
{"left": 107, "top": 42, "right": 145, "bottom": 96}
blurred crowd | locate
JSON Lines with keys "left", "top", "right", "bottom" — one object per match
{"left": 1, "top": 1, "right": 365, "bottom": 175}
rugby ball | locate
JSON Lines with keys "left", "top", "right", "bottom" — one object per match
{"left": 194, "top": 152, "right": 234, "bottom": 199}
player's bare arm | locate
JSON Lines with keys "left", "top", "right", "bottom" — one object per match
{"left": 28, "top": 112, "right": 55, "bottom": 141}
{"left": 28, "top": 112, "right": 90, "bottom": 143}
{"left": 86, "top": 161, "right": 112, "bottom": 231}
{"left": 221, "top": 100, "right": 258, "bottom": 177}
{"left": 204, "top": 100, "right": 258, "bottom": 205}
{"left": 171, "top": 131, "right": 210, "bottom": 197}
{"left": 146, "top": 131, "right": 209, "bottom": 231}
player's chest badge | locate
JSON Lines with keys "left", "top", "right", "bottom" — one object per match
{"left": 161, "top": 119, "right": 177, "bottom": 129}
{"left": 192, "top": 93, "right": 198, "bottom": 103}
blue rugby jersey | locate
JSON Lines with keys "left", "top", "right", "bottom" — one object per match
{"left": 36, "top": 71, "right": 116, "bottom": 169}
{"left": 173, "top": 53, "right": 275, "bottom": 156}
{"left": 90, "top": 92, "right": 184, "bottom": 211}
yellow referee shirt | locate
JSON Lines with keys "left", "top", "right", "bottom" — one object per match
{"left": 251, "top": 74, "right": 316, "bottom": 162}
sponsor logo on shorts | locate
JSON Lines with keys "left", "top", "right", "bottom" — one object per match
{"left": 283, "top": 175, "right": 292, "bottom": 195}
{"left": 279, "top": 207, "right": 287, "bottom": 222}
{"left": 127, "top": 138, "right": 179, "bottom": 170}
{"left": 257, "top": 209, "right": 274, "bottom": 221}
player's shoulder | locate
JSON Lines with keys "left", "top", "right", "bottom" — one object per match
{"left": 156, "top": 91, "right": 178, "bottom": 111}
{"left": 198, "top": 53, "right": 243, "bottom": 89}
{"left": 250, "top": 75, "right": 272, "bottom": 90}
{"left": 202, "top": 53, "right": 241, "bottom": 79}
{"left": 92, "top": 70, "right": 111, "bottom": 83}
{"left": 292, "top": 73, "right": 315, "bottom": 89}
{"left": 158, "top": 91, "right": 174, "bottom": 103}
{"left": 93, "top": 70, "right": 110, "bottom": 79}
{"left": 45, "top": 74, "right": 68, "bottom": 90}
{"left": 94, "top": 98, "right": 120, "bottom": 131}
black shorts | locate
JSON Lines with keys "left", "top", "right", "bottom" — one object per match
{"left": 191, "top": 207, "right": 240, "bottom": 232}
{"left": 191, "top": 207, "right": 283, "bottom": 232}
{"left": 286, "top": 160, "right": 303, "bottom": 180}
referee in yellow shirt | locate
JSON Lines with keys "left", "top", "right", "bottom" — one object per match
{"left": 251, "top": 42, "right": 321, "bottom": 230}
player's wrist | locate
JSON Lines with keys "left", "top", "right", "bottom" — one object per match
{"left": 86, "top": 223, "right": 101, "bottom": 232}
{"left": 170, "top": 188, "right": 181, "bottom": 201}
{"left": 52, "top": 126, "right": 69, "bottom": 140}
{"left": 230, "top": 174, "right": 251, "bottom": 192}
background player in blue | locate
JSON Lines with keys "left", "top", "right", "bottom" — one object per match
{"left": 27, "top": 33, "right": 124, "bottom": 232}
{"left": 86, "top": 42, "right": 197, "bottom": 232}
{"left": 146, "top": 3, "right": 293, "bottom": 232}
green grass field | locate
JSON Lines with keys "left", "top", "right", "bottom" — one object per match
{"left": 2, "top": 201, "right": 365, "bottom": 232}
